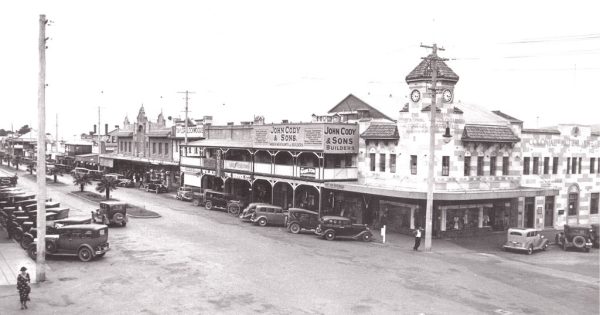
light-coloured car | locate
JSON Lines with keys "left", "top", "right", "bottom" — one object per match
{"left": 250, "top": 205, "right": 287, "bottom": 227}
{"left": 502, "top": 228, "right": 549, "bottom": 255}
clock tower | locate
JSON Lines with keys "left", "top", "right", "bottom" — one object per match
{"left": 404, "top": 55, "right": 459, "bottom": 111}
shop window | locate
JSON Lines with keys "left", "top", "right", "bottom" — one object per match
{"left": 597, "top": 157, "right": 600, "bottom": 174}
{"left": 447, "top": 208, "right": 480, "bottom": 230}
{"left": 164, "top": 143, "right": 168, "bottom": 155}
{"left": 490, "top": 156, "right": 496, "bottom": 176}
{"left": 345, "top": 155, "right": 354, "bottom": 168}
{"left": 532, "top": 157, "right": 539, "bottom": 175}
{"left": 158, "top": 142, "right": 162, "bottom": 154}
{"left": 568, "top": 193, "right": 578, "bottom": 216}
{"left": 379, "top": 154, "right": 386, "bottom": 172}
{"left": 442, "top": 156, "right": 449, "bottom": 176}
{"left": 591, "top": 193, "right": 599, "bottom": 214}
{"left": 552, "top": 157, "right": 558, "bottom": 174}
{"left": 543, "top": 157, "right": 549, "bottom": 174}
{"left": 477, "top": 156, "right": 484, "bottom": 176}
{"left": 464, "top": 156, "right": 471, "bottom": 176}
{"left": 369, "top": 153, "right": 375, "bottom": 171}
{"left": 410, "top": 155, "right": 417, "bottom": 175}
{"left": 152, "top": 143, "right": 156, "bottom": 154}
{"left": 578, "top": 157, "right": 582, "bottom": 174}
{"left": 390, "top": 154, "right": 396, "bottom": 173}
{"left": 523, "top": 157, "right": 530, "bottom": 175}
{"left": 591, "top": 158, "right": 596, "bottom": 174}
{"left": 128, "top": 142, "right": 131, "bottom": 152}
{"left": 502, "top": 156, "right": 509, "bottom": 175}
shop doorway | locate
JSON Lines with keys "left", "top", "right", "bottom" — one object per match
{"left": 524, "top": 197, "right": 535, "bottom": 228}
{"left": 544, "top": 196, "right": 555, "bottom": 227}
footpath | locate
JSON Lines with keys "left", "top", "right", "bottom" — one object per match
{"left": 0, "top": 227, "right": 37, "bottom": 286}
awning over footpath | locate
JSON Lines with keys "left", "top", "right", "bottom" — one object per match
{"left": 187, "top": 138, "right": 254, "bottom": 149}
{"left": 323, "top": 181, "right": 558, "bottom": 201}
{"left": 74, "top": 153, "right": 98, "bottom": 163}
{"left": 100, "top": 154, "right": 178, "bottom": 166}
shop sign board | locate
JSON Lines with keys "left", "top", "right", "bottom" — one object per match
{"left": 252, "top": 123, "right": 358, "bottom": 153}
{"left": 201, "top": 169, "right": 216, "bottom": 176}
{"left": 99, "top": 157, "right": 114, "bottom": 168}
{"left": 224, "top": 172, "right": 252, "bottom": 181}
{"left": 175, "top": 125, "right": 204, "bottom": 138}
{"left": 299, "top": 167, "right": 316, "bottom": 178}
{"left": 180, "top": 166, "right": 199, "bottom": 174}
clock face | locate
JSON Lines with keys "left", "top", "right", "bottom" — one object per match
{"left": 443, "top": 89, "right": 453, "bottom": 103}
{"left": 410, "top": 89, "right": 421, "bottom": 102}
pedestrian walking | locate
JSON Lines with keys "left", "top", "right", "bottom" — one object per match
{"left": 413, "top": 226, "right": 423, "bottom": 251}
{"left": 17, "top": 266, "right": 31, "bottom": 310}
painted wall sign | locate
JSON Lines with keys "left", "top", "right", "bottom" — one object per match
{"left": 252, "top": 123, "right": 358, "bottom": 153}
{"left": 180, "top": 166, "right": 199, "bottom": 174}
{"left": 175, "top": 126, "right": 204, "bottom": 138}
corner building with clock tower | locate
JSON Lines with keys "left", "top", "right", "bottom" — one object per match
{"left": 322, "top": 55, "right": 571, "bottom": 238}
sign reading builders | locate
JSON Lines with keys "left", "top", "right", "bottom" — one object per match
{"left": 252, "top": 123, "right": 358, "bottom": 153}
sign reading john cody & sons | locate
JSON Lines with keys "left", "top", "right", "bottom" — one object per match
{"left": 252, "top": 123, "right": 358, "bottom": 153}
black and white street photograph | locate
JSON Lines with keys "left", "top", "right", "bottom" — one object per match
{"left": 0, "top": 1, "right": 599, "bottom": 314}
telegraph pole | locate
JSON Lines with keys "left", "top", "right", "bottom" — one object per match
{"left": 177, "top": 90, "right": 195, "bottom": 146}
{"left": 36, "top": 14, "right": 48, "bottom": 282}
{"left": 421, "top": 43, "right": 448, "bottom": 251}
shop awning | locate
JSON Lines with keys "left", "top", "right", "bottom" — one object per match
{"left": 100, "top": 153, "right": 178, "bottom": 166}
{"left": 75, "top": 153, "right": 99, "bottom": 163}
{"left": 461, "top": 124, "right": 520, "bottom": 143}
{"left": 323, "top": 181, "right": 558, "bottom": 201}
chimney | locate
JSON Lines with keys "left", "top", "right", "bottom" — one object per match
{"left": 227, "top": 122, "right": 234, "bottom": 126}
{"left": 105, "top": 124, "right": 108, "bottom": 135}
{"left": 93, "top": 124, "right": 97, "bottom": 134}
{"left": 281, "top": 119, "right": 289, "bottom": 124}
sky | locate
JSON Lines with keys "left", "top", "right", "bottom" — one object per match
{"left": 1, "top": 0, "right": 599, "bottom": 140}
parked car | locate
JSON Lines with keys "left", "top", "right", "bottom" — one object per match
{"left": 71, "top": 167, "right": 90, "bottom": 177}
{"left": 239, "top": 203, "right": 270, "bottom": 221}
{"left": 88, "top": 170, "right": 105, "bottom": 181}
{"left": 21, "top": 216, "right": 92, "bottom": 249}
{"left": 27, "top": 224, "right": 110, "bottom": 262}
{"left": 145, "top": 180, "right": 168, "bottom": 194}
{"left": 592, "top": 224, "right": 599, "bottom": 248}
{"left": 250, "top": 205, "right": 286, "bottom": 227}
{"left": 104, "top": 173, "right": 134, "bottom": 187}
{"left": 555, "top": 224, "right": 593, "bottom": 252}
{"left": 23, "top": 201, "right": 61, "bottom": 212}
{"left": 91, "top": 201, "right": 128, "bottom": 227}
{"left": 502, "top": 228, "right": 549, "bottom": 254}
{"left": 191, "top": 190, "right": 245, "bottom": 214}
{"left": 176, "top": 186, "right": 203, "bottom": 202}
{"left": 286, "top": 208, "right": 320, "bottom": 234}
{"left": 315, "top": 216, "right": 373, "bottom": 242}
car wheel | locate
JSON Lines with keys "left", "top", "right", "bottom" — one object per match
{"left": 46, "top": 241, "right": 57, "bottom": 253}
{"left": 527, "top": 246, "right": 533, "bottom": 255}
{"left": 78, "top": 247, "right": 93, "bottom": 262}
{"left": 205, "top": 201, "right": 213, "bottom": 210}
{"left": 361, "top": 233, "right": 372, "bottom": 242}
{"left": 228, "top": 204, "right": 241, "bottom": 216}
{"left": 27, "top": 246, "right": 37, "bottom": 261}
{"left": 289, "top": 223, "right": 301, "bottom": 234}
{"left": 542, "top": 243, "right": 548, "bottom": 251}
{"left": 572, "top": 235, "right": 586, "bottom": 249}
{"left": 192, "top": 199, "right": 200, "bottom": 207}
{"left": 20, "top": 236, "right": 33, "bottom": 250}
{"left": 324, "top": 231, "right": 336, "bottom": 241}
{"left": 13, "top": 227, "right": 23, "bottom": 242}
{"left": 258, "top": 218, "right": 267, "bottom": 227}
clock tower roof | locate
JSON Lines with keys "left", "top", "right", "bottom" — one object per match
{"left": 405, "top": 54, "right": 459, "bottom": 84}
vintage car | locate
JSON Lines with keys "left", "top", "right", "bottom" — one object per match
{"left": 286, "top": 208, "right": 320, "bottom": 234}
{"left": 21, "top": 216, "right": 92, "bottom": 249}
{"left": 250, "top": 205, "right": 286, "bottom": 227}
{"left": 555, "top": 224, "right": 593, "bottom": 252}
{"left": 191, "top": 190, "right": 245, "bottom": 213}
{"left": 176, "top": 186, "right": 203, "bottom": 202}
{"left": 91, "top": 201, "right": 128, "bottom": 227}
{"left": 239, "top": 203, "right": 271, "bottom": 221}
{"left": 145, "top": 180, "right": 168, "bottom": 194}
{"left": 88, "top": 170, "right": 105, "bottom": 181}
{"left": 0, "top": 175, "right": 17, "bottom": 187}
{"left": 27, "top": 224, "right": 110, "bottom": 262}
{"left": 104, "top": 173, "right": 134, "bottom": 187}
{"left": 592, "top": 224, "right": 599, "bottom": 248}
{"left": 23, "top": 201, "right": 61, "bottom": 212}
{"left": 30, "top": 207, "right": 69, "bottom": 220}
{"left": 315, "top": 216, "right": 373, "bottom": 242}
{"left": 502, "top": 228, "right": 549, "bottom": 254}
{"left": 71, "top": 167, "right": 90, "bottom": 177}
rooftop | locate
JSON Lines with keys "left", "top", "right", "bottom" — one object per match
{"left": 462, "top": 124, "right": 520, "bottom": 143}
{"left": 360, "top": 124, "right": 399, "bottom": 140}
{"left": 405, "top": 55, "right": 459, "bottom": 84}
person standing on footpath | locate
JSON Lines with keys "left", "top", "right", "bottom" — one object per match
{"left": 17, "top": 266, "right": 31, "bottom": 310}
{"left": 413, "top": 226, "right": 423, "bottom": 251}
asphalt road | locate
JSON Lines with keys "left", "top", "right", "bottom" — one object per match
{"left": 0, "top": 168, "right": 598, "bottom": 315}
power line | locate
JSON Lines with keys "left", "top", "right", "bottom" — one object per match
{"left": 502, "top": 33, "right": 600, "bottom": 45}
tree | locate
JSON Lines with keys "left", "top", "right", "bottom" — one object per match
{"left": 17, "top": 125, "right": 31, "bottom": 135}
{"left": 72, "top": 173, "right": 92, "bottom": 192}
{"left": 0, "top": 129, "right": 7, "bottom": 136}
{"left": 48, "top": 166, "right": 62, "bottom": 183}
{"left": 95, "top": 176, "right": 118, "bottom": 200}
